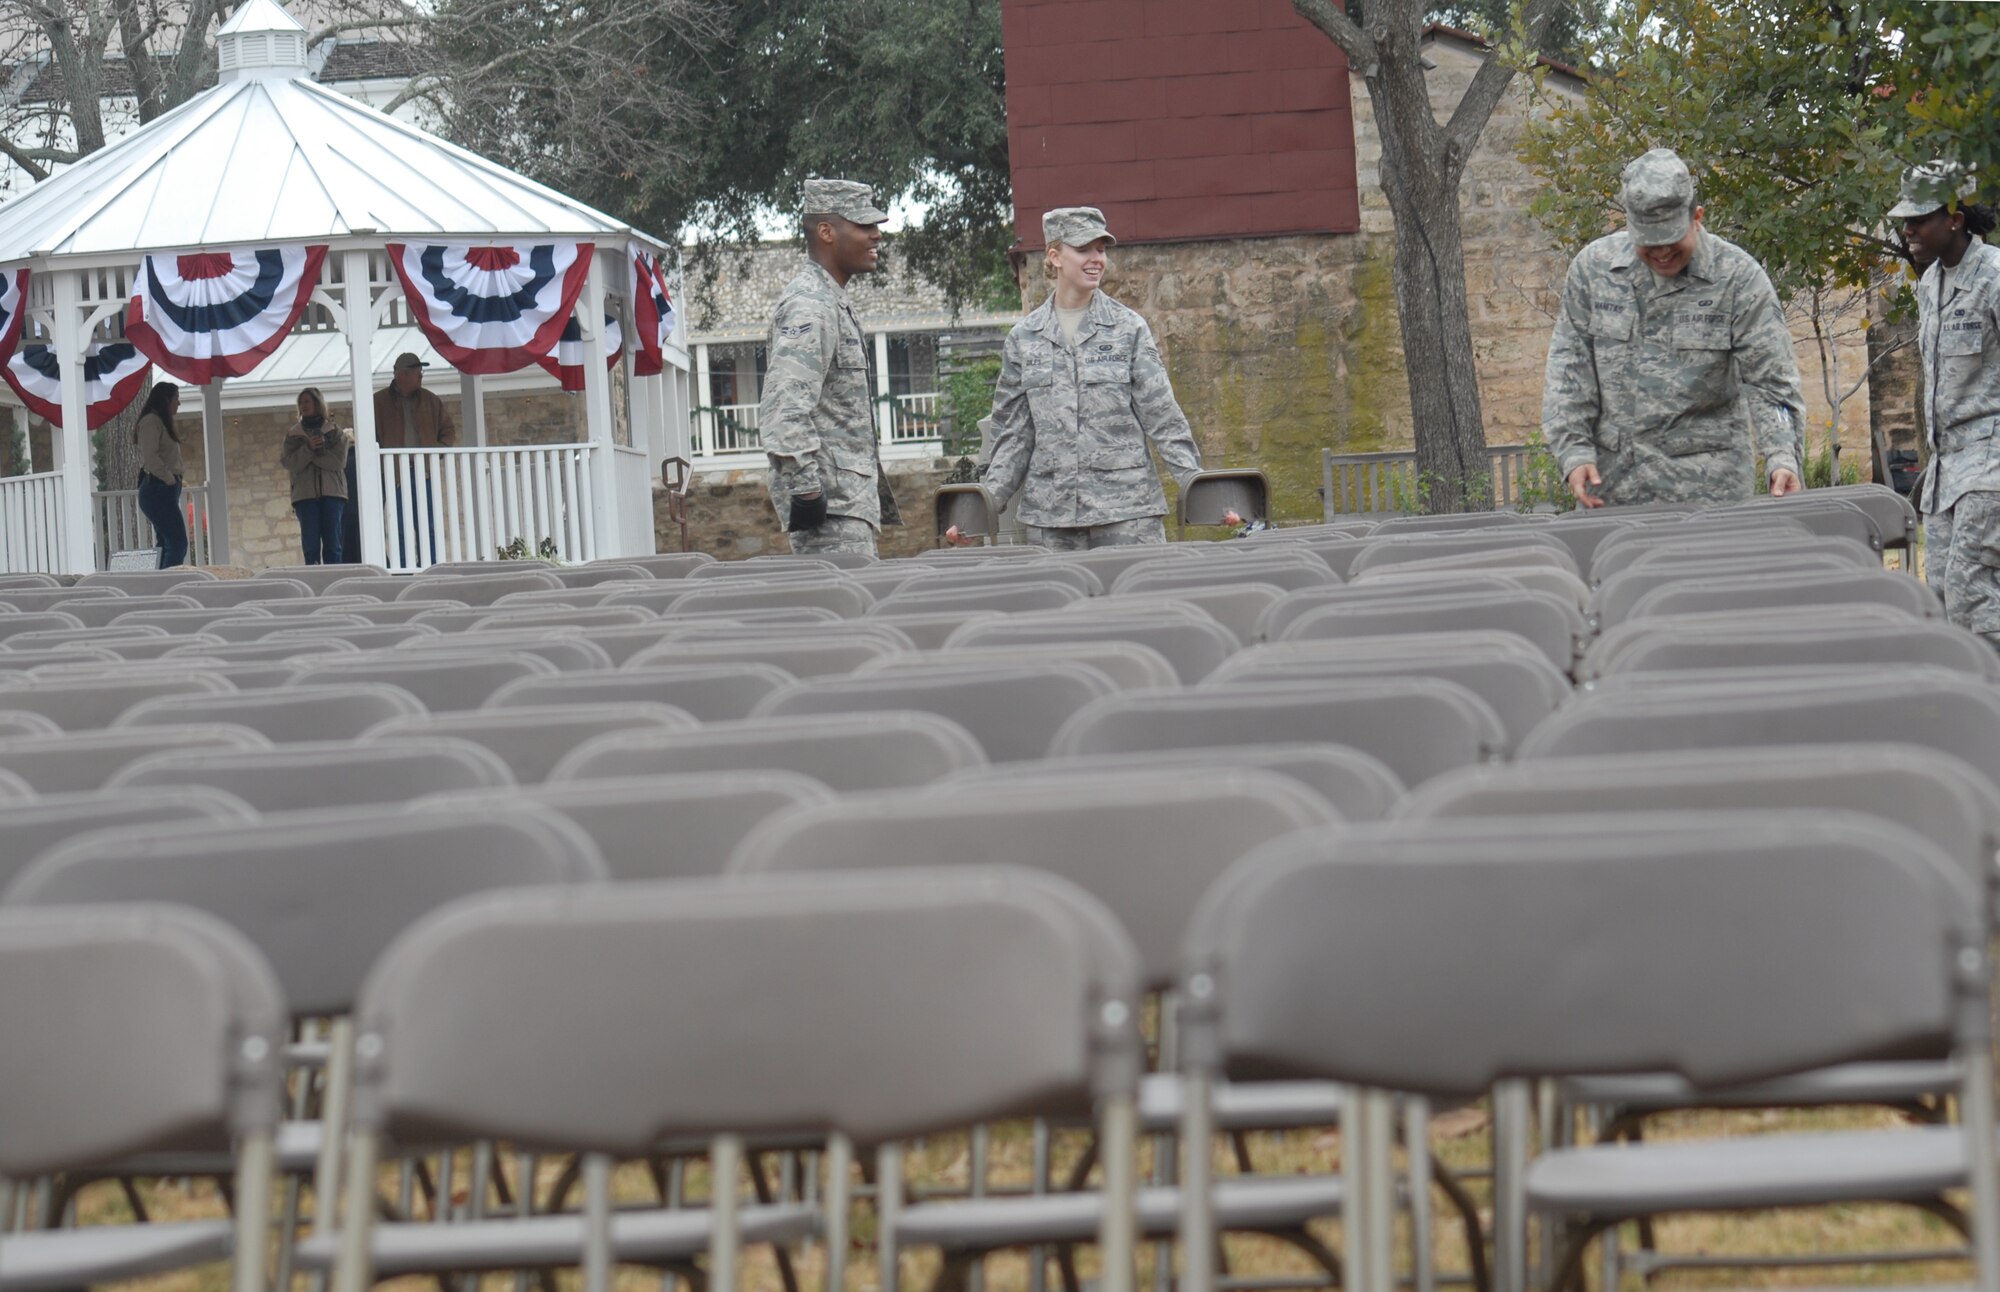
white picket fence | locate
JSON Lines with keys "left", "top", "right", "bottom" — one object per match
{"left": 376, "top": 445, "right": 599, "bottom": 572}
{"left": 0, "top": 471, "right": 65, "bottom": 573}
{"left": 94, "top": 485, "right": 213, "bottom": 568}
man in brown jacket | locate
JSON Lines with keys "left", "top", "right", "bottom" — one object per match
{"left": 372, "top": 352, "right": 455, "bottom": 565}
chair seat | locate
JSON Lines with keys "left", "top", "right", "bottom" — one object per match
{"left": 0, "top": 1220, "right": 233, "bottom": 1291}
{"left": 1526, "top": 1127, "right": 1966, "bottom": 1217}
{"left": 1563, "top": 1059, "right": 1962, "bottom": 1112}
{"left": 294, "top": 1202, "right": 817, "bottom": 1275}
{"left": 895, "top": 1176, "right": 1347, "bottom": 1252}
{"left": 1137, "top": 1073, "right": 1345, "bottom": 1132}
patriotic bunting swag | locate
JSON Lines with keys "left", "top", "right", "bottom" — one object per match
{"left": 535, "top": 312, "right": 621, "bottom": 393}
{"left": 5, "top": 337, "right": 151, "bottom": 429}
{"left": 0, "top": 268, "right": 29, "bottom": 368}
{"left": 126, "top": 244, "right": 329, "bottom": 384}
{"left": 629, "top": 248, "right": 677, "bottom": 377}
{"left": 388, "top": 241, "right": 593, "bottom": 375}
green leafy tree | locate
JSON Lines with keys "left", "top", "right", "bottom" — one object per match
{"left": 1875, "top": 0, "right": 2000, "bottom": 180}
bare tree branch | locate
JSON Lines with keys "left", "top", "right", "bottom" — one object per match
{"left": 1291, "top": 0, "right": 1371, "bottom": 70}
{"left": 1445, "top": 0, "right": 1563, "bottom": 160}
{"left": 0, "top": 133, "right": 54, "bottom": 178}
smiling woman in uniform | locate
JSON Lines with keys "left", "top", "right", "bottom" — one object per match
{"left": 978, "top": 206, "right": 1202, "bottom": 551}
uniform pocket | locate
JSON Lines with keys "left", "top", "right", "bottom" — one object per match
{"left": 1653, "top": 422, "right": 1738, "bottom": 458}
{"left": 1941, "top": 318, "right": 1988, "bottom": 357}
{"left": 1081, "top": 360, "right": 1133, "bottom": 385}
{"left": 1092, "top": 444, "right": 1150, "bottom": 470}
{"left": 1589, "top": 310, "right": 1634, "bottom": 342}
{"left": 1955, "top": 491, "right": 2000, "bottom": 569}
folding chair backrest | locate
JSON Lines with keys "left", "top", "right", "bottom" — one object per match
{"left": 1590, "top": 533, "right": 1879, "bottom": 584}
{"left": 1520, "top": 669, "right": 2000, "bottom": 781}
{"left": 1591, "top": 558, "right": 1872, "bottom": 628}
{"left": 894, "top": 563, "right": 1107, "bottom": 599}
{"left": 470, "top": 606, "right": 654, "bottom": 633}
{"left": 865, "top": 609, "right": 1007, "bottom": 650}
{"left": 1579, "top": 616, "right": 2000, "bottom": 682}
{"left": 671, "top": 578, "right": 877, "bottom": 620}
{"left": 1352, "top": 544, "right": 1582, "bottom": 580}
{"left": 1181, "top": 812, "right": 1974, "bottom": 1098}
{"left": 944, "top": 741, "right": 1405, "bottom": 820}
{"left": 1590, "top": 515, "right": 1811, "bottom": 569}
{"left": 166, "top": 637, "right": 358, "bottom": 664}
{"left": 1110, "top": 554, "right": 1334, "bottom": 596}
{"left": 7, "top": 804, "right": 606, "bottom": 1016}
{"left": 947, "top": 609, "right": 1238, "bottom": 683}
{"left": 625, "top": 635, "right": 898, "bottom": 679}
{"left": 89, "top": 633, "right": 228, "bottom": 661}
{"left": 857, "top": 641, "right": 1179, "bottom": 691}
{"left": 108, "top": 736, "right": 516, "bottom": 811}
{"left": 0, "top": 586, "right": 127, "bottom": 612}
{"left": 1104, "top": 586, "right": 1287, "bottom": 646}
{"left": 1205, "top": 639, "right": 1570, "bottom": 749}
{"left": 1764, "top": 483, "right": 1915, "bottom": 551}
{"left": 351, "top": 868, "right": 1140, "bottom": 1148}
{"left": 1279, "top": 589, "right": 1583, "bottom": 673}
{"left": 256, "top": 563, "right": 389, "bottom": 592}
{"left": 364, "top": 702, "right": 696, "bottom": 783}
{"left": 492, "top": 586, "right": 637, "bottom": 610}
{"left": 175, "top": 579, "right": 312, "bottom": 610}
{"left": 1699, "top": 497, "right": 1882, "bottom": 551}
{"left": 200, "top": 614, "right": 371, "bottom": 643}
{"left": 0, "top": 573, "right": 62, "bottom": 590}
{"left": 265, "top": 623, "right": 438, "bottom": 652}
{"left": 610, "top": 552, "right": 715, "bottom": 578}
{"left": 65, "top": 593, "right": 202, "bottom": 627}
{"left": 551, "top": 564, "right": 656, "bottom": 588}
{"left": 76, "top": 569, "right": 217, "bottom": 593}
{"left": 910, "top": 544, "right": 1056, "bottom": 562}
{"left": 289, "top": 649, "right": 556, "bottom": 711}
{"left": 0, "top": 610, "right": 85, "bottom": 640}
{"left": 0, "top": 786, "right": 254, "bottom": 887}
{"left": 1352, "top": 563, "right": 1591, "bottom": 609}
{"left": 0, "top": 904, "right": 286, "bottom": 1177}
{"left": 339, "top": 599, "right": 466, "bottom": 625}
{"left": 1046, "top": 544, "right": 1194, "bottom": 587}
{"left": 1530, "top": 515, "right": 1644, "bottom": 580}
{"left": 0, "top": 669, "right": 235, "bottom": 731}
{"left": 1, "top": 649, "right": 118, "bottom": 675}
{"left": 416, "top": 770, "right": 832, "bottom": 882}
{"left": 551, "top": 712, "right": 987, "bottom": 792}
{"left": 398, "top": 570, "right": 564, "bottom": 605}
{"left": 1346, "top": 529, "right": 1575, "bottom": 577}
{"left": 1369, "top": 512, "right": 1547, "bottom": 537}
{"left": 10, "top": 623, "right": 165, "bottom": 650}
{"left": 1581, "top": 603, "right": 1914, "bottom": 676}
{"left": 733, "top": 769, "right": 1339, "bottom": 989}
{"left": 393, "top": 631, "right": 614, "bottom": 673}
{"left": 688, "top": 555, "right": 843, "bottom": 579}
{"left": 871, "top": 580, "right": 1088, "bottom": 617}
{"left": 1051, "top": 677, "right": 1503, "bottom": 785}
{"left": 660, "top": 619, "right": 916, "bottom": 652}
{"left": 112, "top": 681, "right": 424, "bottom": 743}
{"left": 487, "top": 662, "right": 793, "bottom": 721}
{"left": 1625, "top": 568, "right": 1939, "bottom": 622}
{"left": 0, "top": 726, "right": 269, "bottom": 796}
{"left": 1258, "top": 581, "right": 1554, "bottom": 643}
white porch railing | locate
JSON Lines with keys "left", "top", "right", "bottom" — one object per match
{"left": 376, "top": 445, "right": 598, "bottom": 573}
{"left": 613, "top": 445, "right": 656, "bottom": 557}
{"left": 890, "top": 392, "right": 943, "bottom": 443}
{"left": 1, "top": 471, "right": 65, "bottom": 573}
{"left": 692, "top": 404, "right": 762, "bottom": 455}
{"left": 93, "top": 484, "right": 213, "bottom": 568}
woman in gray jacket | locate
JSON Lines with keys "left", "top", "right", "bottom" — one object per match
{"left": 134, "top": 382, "right": 188, "bottom": 568}
{"left": 279, "top": 387, "right": 351, "bottom": 564}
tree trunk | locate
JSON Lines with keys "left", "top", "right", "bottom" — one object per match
{"left": 1866, "top": 283, "right": 1921, "bottom": 455}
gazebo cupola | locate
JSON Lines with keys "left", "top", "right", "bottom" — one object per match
{"left": 215, "top": 0, "right": 310, "bottom": 83}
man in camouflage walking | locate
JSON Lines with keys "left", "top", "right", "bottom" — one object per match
{"left": 1542, "top": 148, "right": 1805, "bottom": 508}
{"left": 759, "top": 178, "right": 901, "bottom": 556}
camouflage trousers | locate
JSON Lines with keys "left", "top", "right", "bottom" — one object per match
{"left": 1924, "top": 491, "right": 2000, "bottom": 648}
{"left": 1024, "top": 517, "right": 1167, "bottom": 552}
{"left": 788, "top": 515, "right": 877, "bottom": 557}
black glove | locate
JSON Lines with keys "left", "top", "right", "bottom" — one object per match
{"left": 787, "top": 492, "right": 828, "bottom": 532}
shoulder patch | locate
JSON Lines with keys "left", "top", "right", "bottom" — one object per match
{"left": 779, "top": 322, "right": 815, "bottom": 338}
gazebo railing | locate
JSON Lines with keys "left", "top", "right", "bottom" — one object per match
{"left": 376, "top": 445, "right": 599, "bottom": 573}
{"left": 93, "top": 484, "right": 213, "bottom": 568}
{"left": 1, "top": 471, "right": 65, "bottom": 574}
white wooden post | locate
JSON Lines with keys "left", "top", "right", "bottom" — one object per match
{"left": 458, "top": 371, "right": 486, "bottom": 446}
{"left": 874, "top": 330, "right": 893, "bottom": 447}
{"left": 343, "top": 249, "right": 385, "bottom": 568}
{"left": 200, "top": 381, "right": 230, "bottom": 564}
{"left": 51, "top": 269, "right": 96, "bottom": 573}
{"left": 579, "top": 249, "right": 621, "bottom": 559}
{"left": 692, "top": 342, "right": 711, "bottom": 456}
{"left": 12, "top": 406, "right": 32, "bottom": 471}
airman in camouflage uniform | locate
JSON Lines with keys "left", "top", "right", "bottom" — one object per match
{"left": 760, "top": 178, "right": 902, "bottom": 556}
{"left": 984, "top": 206, "right": 1202, "bottom": 550}
{"left": 1543, "top": 149, "right": 1805, "bottom": 508}
{"left": 1894, "top": 161, "right": 2000, "bottom": 645}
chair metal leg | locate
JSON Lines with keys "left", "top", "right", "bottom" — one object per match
{"left": 1180, "top": 1069, "right": 1217, "bottom": 1292}
{"left": 1406, "top": 1098, "right": 1435, "bottom": 1292}
{"left": 1097, "top": 1093, "right": 1138, "bottom": 1292}
{"left": 968, "top": 1126, "right": 988, "bottom": 1292}
{"left": 1028, "top": 1121, "right": 1051, "bottom": 1292}
{"left": 823, "top": 1135, "right": 852, "bottom": 1292}
{"left": 708, "top": 1136, "right": 742, "bottom": 1292}
{"left": 1490, "top": 1081, "right": 1531, "bottom": 1292}
{"left": 1961, "top": 1045, "right": 2000, "bottom": 1292}
{"left": 333, "top": 1131, "right": 380, "bottom": 1292}
{"left": 877, "top": 1143, "right": 903, "bottom": 1292}
{"left": 234, "top": 1129, "right": 276, "bottom": 1292}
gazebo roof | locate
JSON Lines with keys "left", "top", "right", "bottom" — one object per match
{"left": 0, "top": 0, "right": 661, "bottom": 264}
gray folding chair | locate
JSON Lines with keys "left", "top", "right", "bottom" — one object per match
{"left": 470, "top": 606, "right": 653, "bottom": 632}
{"left": 1351, "top": 563, "right": 1592, "bottom": 610}
{"left": 1105, "top": 586, "right": 1287, "bottom": 647}
{"left": 753, "top": 662, "right": 1121, "bottom": 762}
{"left": 687, "top": 555, "right": 842, "bottom": 579}
{"left": 857, "top": 641, "right": 1179, "bottom": 692}
{"left": 1587, "top": 515, "right": 1810, "bottom": 575}
{"left": 166, "top": 638, "right": 359, "bottom": 664}
{"left": 393, "top": 631, "right": 614, "bottom": 672}
{"left": 80, "top": 633, "right": 227, "bottom": 662}
{"left": 1369, "top": 512, "right": 1546, "bottom": 537}
{"left": 1347, "top": 529, "right": 1577, "bottom": 578}
{"left": 1589, "top": 533, "right": 1878, "bottom": 584}
{"left": 0, "top": 611, "right": 85, "bottom": 642}
{"left": 1051, "top": 678, "right": 1504, "bottom": 786}
{"left": 8, "top": 623, "right": 165, "bottom": 651}
{"left": 265, "top": 624, "right": 440, "bottom": 652}
{"left": 598, "top": 584, "right": 700, "bottom": 615}
{"left": 1176, "top": 812, "right": 2000, "bottom": 1292}
{"left": 363, "top": 703, "right": 697, "bottom": 783}
{"left": 317, "top": 869, "right": 1142, "bottom": 1292}
{"left": 413, "top": 770, "right": 832, "bottom": 881}
{"left": 1579, "top": 615, "right": 1999, "bottom": 682}
{"left": 0, "top": 905, "right": 286, "bottom": 1292}
{"left": 486, "top": 661, "right": 791, "bottom": 722}
{"left": 1279, "top": 589, "right": 1585, "bottom": 674}
{"left": 1047, "top": 544, "right": 1195, "bottom": 587}
{"left": 551, "top": 564, "right": 656, "bottom": 588}
{"left": 947, "top": 608, "right": 1239, "bottom": 683}
{"left": 625, "top": 636, "right": 899, "bottom": 679}
{"left": 492, "top": 586, "right": 639, "bottom": 610}
{"left": 1589, "top": 557, "right": 1885, "bottom": 629}
{"left": 892, "top": 563, "right": 1107, "bottom": 599}
{"left": 176, "top": 579, "right": 314, "bottom": 609}
{"left": 606, "top": 552, "right": 715, "bottom": 578}
{"left": 116, "top": 683, "right": 428, "bottom": 744}
{"left": 77, "top": 568, "right": 217, "bottom": 593}
{"left": 108, "top": 737, "right": 516, "bottom": 811}
{"left": 200, "top": 614, "right": 375, "bottom": 643}
{"left": 256, "top": 563, "right": 389, "bottom": 592}
{"left": 943, "top": 741, "right": 1405, "bottom": 821}
{"left": 0, "top": 649, "right": 118, "bottom": 675}
{"left": 661, "top": 619, "right": 916, "bottom": 652}
{"left": 0, "top": 587, "right": 127, "bottom": 613}
{"left": 63, "top": 594, "right": 203, "bottom": 628}
{"left": 0, "top": 786, "right": 258, "bottom": 892}
{"left": 551, "top": 712, "right": 987, "bottom": 792}
{"left": 0, "top": 727, "right": 269, "bottom": 796}
{"left": 1624, "top": 567, "right": 1940, "bottom": 622}
{"left": 337, "top": 600, "right": 466, "bottom": 625}
{"left": 0, "top": 670, "right": 235, "bottom": 731}
{"left": 0, "top": 573, "right": 62, "bottom": 590}
{"left": 1523, "top": 515, "right": 1644, "bottom": 580}
{"left": 671, "top": 578, "right": 877, "bottom": 620}
{"left": 393, "top": 571, "right": 561, "bottom": 606}
{"left": 864, "top": 610, "right": 1006, "bottom": 651}
{"left": 1699, "top": 495, "right": 1883, "bottom": 552}
{"left": 1205, "top": 637, "right": 1570, "bottom": 751}
{"left": 872, "top": 580, "right": 1089, "bottom": 617}
{"left": 289, "top": 650, "right": 556, "bottom": 712}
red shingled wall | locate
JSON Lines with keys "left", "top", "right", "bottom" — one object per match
{"left": 1003, "top": 0, "right": 1361, "bottom": 248}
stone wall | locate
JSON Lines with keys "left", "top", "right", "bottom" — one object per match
{"left": 660, "top": 457, "right": 962, "bottom": 561}
{"left": 689, "top": 242, "right": 1017, "bottom": 342}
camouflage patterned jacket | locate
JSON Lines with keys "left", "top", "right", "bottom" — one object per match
{"left": 984, "top": 291, "right": 1202, "bottom": 528}
{"left": 758, "top": 260, "right": 900, "bottom": 531}
{"left": 1917, "top": 237, "right": 2000, "bottom": 516}
{"left": 1542, "top": 228, "right": 1804, "bottom": 506}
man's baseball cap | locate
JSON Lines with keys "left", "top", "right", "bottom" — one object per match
{"left": 802, "top": 179, "right": 889, "bottom": 226}
{"left": 1621, "top": 148, "right": 1697, "bottom": 247}
{"left": 1042, "top": 206, "right": 1116, "bottom": 248}
{"left": 393, "top": 352, "right": 427, "bottom": 372}
{"left": 1888, "top": 160, "right": 1979, "bottom": 220}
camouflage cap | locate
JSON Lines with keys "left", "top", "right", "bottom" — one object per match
{"left": 1042, "top": 206, "right": 1116, "bottom": 248}
{"left": 802, "top": 179, "right": 888, "bottom": 226}
{"left": 1620, "top": 148, "right": 1696, "bottom": 246}
{"left": 1888, "top": 160, "right": 1979, "bottom": 220}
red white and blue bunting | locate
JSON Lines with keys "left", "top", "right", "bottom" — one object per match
{"left": 4, "top": 335, "right": 151, "bottom": 429}
{"left": 388, "top": 241, "right": 593, "bottom": 375}
{"left": 125, "top": 244, "right": 329, "bottom": 384}
{"left": 0, "top": 268, "right": 30, "bottom": 369}
{"left": 629, "top": 247, "right": 677, "bottom": 377}
{"left": 535, "top": 311, "right": 621, "bottom": 392}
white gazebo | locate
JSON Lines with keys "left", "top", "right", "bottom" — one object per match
{"left": 0, "top": 0, "right": 690, "bottom": 574}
